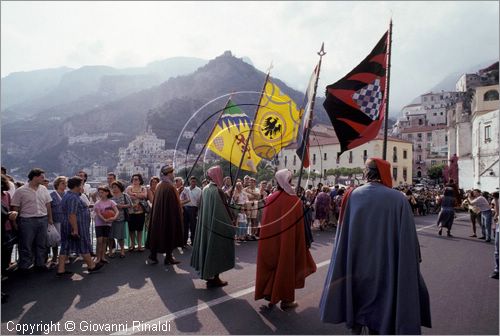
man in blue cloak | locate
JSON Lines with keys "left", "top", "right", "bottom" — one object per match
{"left": 319, "top": 158, "right": 432, "bottom": 335}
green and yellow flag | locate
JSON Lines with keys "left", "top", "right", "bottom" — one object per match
{"left": 207, "top": 100, "right": 261, "bottom": 172}
{"left": 251, "top": 80, "right": 302, "bottom": 160}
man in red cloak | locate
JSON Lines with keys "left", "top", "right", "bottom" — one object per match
{"left": 255, "top": 169, "right": 317, "bottom": 310}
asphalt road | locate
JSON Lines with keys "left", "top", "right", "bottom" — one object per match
{"left": 1, "top": 213, "right": 498, "bottom": 335}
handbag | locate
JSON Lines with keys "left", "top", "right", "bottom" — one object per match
{"left": 139, "top": 199, "right": 151, "bottom": 214}
{"left": 47, "top": 224, "right": 61, "bottom": 247}
{"left": 2, "top": 230, "right": 18, "bottom": 249}
{"left": 122, "top": 194, "right": 130, "bottom": 221}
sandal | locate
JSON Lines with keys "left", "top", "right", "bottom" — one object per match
{"left": 119, "top": 254, "right": 125, "bottom": 258}
{"left": 128, "top": 247, "right": 135, "bottom": 252}
{"left": 137, "top": 247, "right": 145, "bottom": 252}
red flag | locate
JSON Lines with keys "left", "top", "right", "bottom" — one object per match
{"left": 323, "top": 30, "right": 389, "bottom": 154}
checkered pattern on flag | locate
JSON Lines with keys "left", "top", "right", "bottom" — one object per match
{"left": 323, "top": 30, "right": 389, "bottom": 154}
{"left": 352, "top": 78, "right": 383, "bottom": 120}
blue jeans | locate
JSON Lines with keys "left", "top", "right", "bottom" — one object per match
{"left": 494, "top": 225, "right": 499, "bottom": 274}
{"left": 18, "top": 216, "right": 48, "bottom": 269}
{"left": 481, "top": 210, "right": 493, "bottom": 240}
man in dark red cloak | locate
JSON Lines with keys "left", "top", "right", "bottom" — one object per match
{"left": 146, "top": 165, "right": 184, "bottom": 265}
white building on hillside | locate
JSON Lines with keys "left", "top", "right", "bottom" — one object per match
{"left": 115, "top": 128, "right": 172, "bottom": 179}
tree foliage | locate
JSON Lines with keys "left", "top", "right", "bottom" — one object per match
{"left": 427, "top": 163, "right": 445, "bottom": 181}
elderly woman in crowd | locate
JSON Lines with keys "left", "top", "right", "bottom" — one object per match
{"left": 48, "top": 176, "right": 67, "bottom": 268}
{"left": 110, "top": 181, "right": 132, "bottom": 258}
{"left": 57, "top": 176, "right": 103, "bottom": 277}
{"left": 314, "top": 187, "right": 332, "bottom": 231}
{"left": 125, "top": 173, "right": 148, "bottom": 252}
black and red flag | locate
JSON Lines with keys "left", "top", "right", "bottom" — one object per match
{"left": 323, "top": 30, "right": 389, "bottom": 154}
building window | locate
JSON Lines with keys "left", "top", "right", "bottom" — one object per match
{"left": 408, "top": 134, "right": 413, "bottom": 139}
{"left": 431, "top": 160, "right": 436, "bottom": 166}
{"left": 324, "top": 153, "right": 327, "bottom": 160}
{"left": 393, "top": 147, "right": 398, "bottom": 163}
{"left": 442, "top": 160, "right": 447, "bottom": 164}
{"left": 445, "top": 135, "right": 448, "bottom": 143}
{"left": 284, "top": 156, "right": 287, "bottom": 166}
{"left": 392, "top": 167, "right": 397, "bottom": 180}
{"left": 403, "top": 168, "right": 407, "bottom": 181}
{"left": 293, "top": 169, "right": 296, "bottom": 174}
{"left": 484, "top": 90, "right": 499, "bottom": 101}
{"left": 349, "top": 151, "right": 353, "bottom": 163}
{"left": 293, "top": 155, "right": 296, "bottom": 166}
{"left": 313, "top": 153, "right": 316, "bottom": 165}
{"left": 336, "top": 152, "right": 341, "bottom": 164}
{"left": 363, "top": 150, "right": 368, "bottom": 162}
{"left": 427, "top": 133, "right": 432, "bottom": 141}
{"left": 418, "top": 155, "right": 422, "bottom": 162}
{"left": 403, "top": 150, "right": 407, "bottom": 159}
{"left": 485, "top": 125, "right": 491, "bottom": 142}
{"left": 417, "top": 133, "right": 422, "bottom": 141}
{"left": 324, "top": 169, "right": 327, "bottom": 177}
{"left": 418, "top": 119, "right": 423, "bottom": 125}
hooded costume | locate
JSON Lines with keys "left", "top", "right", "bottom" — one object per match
{"left": 146, "top": 165, "right": 184, "bottom": 260}
{"left": 255, "top": 169, "right": 317, "bottom": 305}
{"left": 190, "top": 166, "right": 235, "bottom": 280}
{"left": 319, "top": 158, "right": 431, "bottom": 334}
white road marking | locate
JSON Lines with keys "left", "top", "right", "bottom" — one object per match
{"left": 112, "top": 260, "right": 331, "bottom": 335}
{"left": 112, "top": 215, "right": 452, "bottom": 335}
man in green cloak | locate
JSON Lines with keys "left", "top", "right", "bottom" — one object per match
{"left": 190, "top": 165, "right": 235, "bottom": 288}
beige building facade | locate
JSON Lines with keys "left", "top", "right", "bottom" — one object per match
{"left": 277, "top": 124, "right": 413, "bottom": 186}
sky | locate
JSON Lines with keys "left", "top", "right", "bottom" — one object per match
{"left": 1, "top": 1, "right": 499, "bottom": 113}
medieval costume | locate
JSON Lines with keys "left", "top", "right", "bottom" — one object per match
{"left": 190, "top": 166, "right": 235, "bottom": 287}
{"left": 255, "top": 169, "right": 317, "bottom": 309}
{"left": 319, "top": 158, "right": 431, "bottom": 335}
{"left": 146, "top": 165, "right": 184, "bottom": 265}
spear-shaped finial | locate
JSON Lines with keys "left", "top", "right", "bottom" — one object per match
{"left": 266, "top": 61, "right": 274, "bottom": 73}
{"left": 318, "top": 42, "right": 326, "bottom": 57}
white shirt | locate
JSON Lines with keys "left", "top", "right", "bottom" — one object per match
{"left": 185, "top": 186, "right": 202, "bottom": 207}
{"left": 469, "top": 196, "right": 491, "bottom": 212}
{"left": 7, "top": 181, "right": 16, "bottom": 199}
{"left": 83, "top": 182, "right": 91, "bottom": 196}
{"left": 11, "top": 184, "right": 52, "bottom": 218}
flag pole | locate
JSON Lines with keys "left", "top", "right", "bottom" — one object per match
{"left": 183, "top": 94, "right": 233, "bottom": 186}
{"left": 382, "top": 19, "right": 393, "bottom": 160}
{"left": 296, "top": 43, "right": 326, "bottom": 194}
{"left": 228, "top": 64, "right": 272, "bottom": 202}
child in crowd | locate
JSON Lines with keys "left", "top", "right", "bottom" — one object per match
{"left": 94, "top": 186, "right": 118, "bottom": 264}
{"left": 237, "top": 208, "right": 247, "bottom": 242}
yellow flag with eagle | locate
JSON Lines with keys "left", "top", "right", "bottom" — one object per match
{"left": 251, "top": 80, "right": 302, "bottom": 160}
{"left": 207, "top": 99, "right": 261, "bottom": 172}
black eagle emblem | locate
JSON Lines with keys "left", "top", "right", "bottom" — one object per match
{"left": 262, "top": 116, "right": 282, "bottom": 139}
